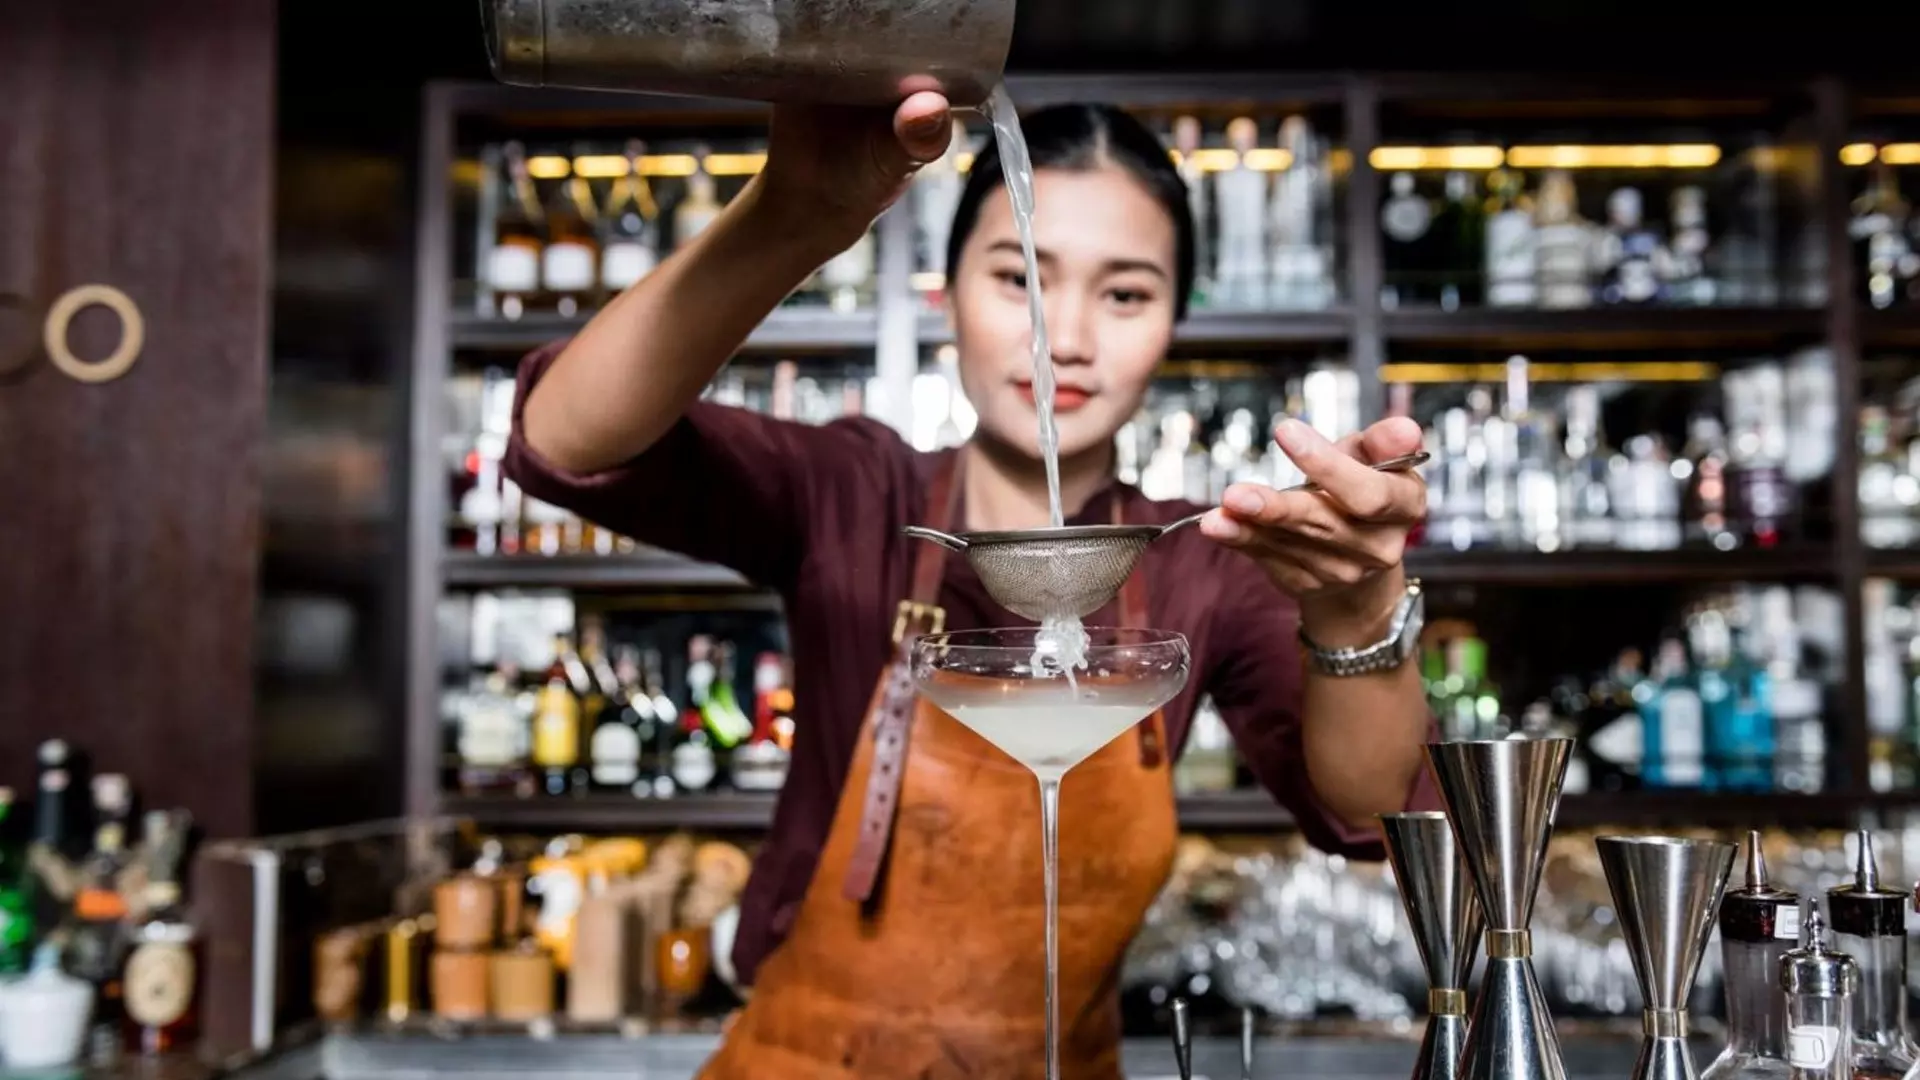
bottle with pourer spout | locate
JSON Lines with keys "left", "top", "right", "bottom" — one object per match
{"left": 1825, "top": 830, "right": 1920, "bottom": 1079}
{"left": 1703, "top": 831, "right": 1799, "bottom": 1079}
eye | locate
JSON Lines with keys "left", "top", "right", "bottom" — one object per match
{"left": 993, "top": 269, "right": 1029, "bottom": 291}
{"left": 1107, "top": 286, "right": 1153, "bottom": 309}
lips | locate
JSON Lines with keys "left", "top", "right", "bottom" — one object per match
{"left": 1015, "top": 381, "right": 1092, "bottom": 412}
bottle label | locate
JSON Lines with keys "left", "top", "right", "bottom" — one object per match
{"left": 1775, "top": 902, "right": 1802, "bottom": 942}
{"left": 543, "top": 242, "right": 597, "bottom": 293}
{"left": 125, "top": 940, "right": 195, "bottom": 1028}
{"left": 1485, "top": 211, "right": 1538, "bottom": 306}
{"left": 1787, "top": 1025, "right": 1839, "bottom": 1067}
{"left": 590, "top": 724, "right": 641, "bottom": 787}
{"left": 601, "top": 242, "right": 657, "bottom": 291}
{"left": 672, "top": 743, "right": 717, "bottom": 791}
{"left": 486, "top": 245, "right": 539, "bottom": 294}
{"left": 1382, "top": 196, "right": 1432, "bottom": 242}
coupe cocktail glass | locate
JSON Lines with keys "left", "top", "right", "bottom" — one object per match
{"left": 911, "top": 627, "right": 1190, "bottom": 1080}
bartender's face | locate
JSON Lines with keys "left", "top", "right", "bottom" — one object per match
{"left": 950, "top": 165, "right": 1178, "bottom": 463}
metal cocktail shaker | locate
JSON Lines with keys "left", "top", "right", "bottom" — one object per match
{"left": 480, "top": 0, "right": 1017, "bottom": 108}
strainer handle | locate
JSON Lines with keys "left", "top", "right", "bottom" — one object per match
{"left": 902, "top": 525, "right": 969, "bottom": 552}
{"left": 1159, "top": 451, "right": 1431, "bottom": 536}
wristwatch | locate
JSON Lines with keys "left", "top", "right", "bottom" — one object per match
{"left": 1299, "top": 578, "right": 1424, "bottom": 677}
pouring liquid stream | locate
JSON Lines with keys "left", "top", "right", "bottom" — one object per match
{"left": 983, "top": 85, "right": 1090, "bottom": 683}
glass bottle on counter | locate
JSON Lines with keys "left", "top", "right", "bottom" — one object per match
{"left": 1484, "top": 168, "right": 1538, "bottom": 309}
{"left": 1783, "top": 904, "right": 1857, "bottom": 1080}
{"left": 69, "top": 776, "right": 134, "bottom": 1064}
{"left": 1703, "top": 832, "right": 1799, "bottom": 1080}
{"left": 488, "top": 142, "right": 545, "bottom": 321}
{"left": 1825, "top": 831, "right": 1918, "bottom": 1080}
{"left": 531, "top": 634, "right": 584, "bottom": 797}
{"left": 591, "top": 645, "right": 646, "bottom": 796}
{"left": 0, "top": 788, "right": 29, "bottom": 975}
{"left": 122, "top": 811, "right": 198, "bottom": 1055}
{"left": 1639, "top": 638, "right": 1704, "bottom": 789}
{"left": 1534, "top": 169, "right": 1595, "bottom": 309}
{"left": 541, "top": 144, "right": 601, "bottom": 318}
{"left": 1380, "top": 172, "right": 1434, "bottom": 308}
{"left": 599, "top": 138, "right": 660, "bottom": 297}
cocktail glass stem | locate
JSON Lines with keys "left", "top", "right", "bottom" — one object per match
{"left": 1038, "top": 774, "right": 1062, "bottom": 1080}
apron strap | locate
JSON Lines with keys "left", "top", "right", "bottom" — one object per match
{"left": 843, "top": 451, "right": 962, "bottom": 906}
{"left": 1113, "top": 495, "right": 1163, "bottom": 769}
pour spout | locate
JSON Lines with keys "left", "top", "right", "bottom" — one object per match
{"left": 1745, "top": 830, "right": 1768, "bottom": 891}
{"left": 902, "top": 525, "right": 969, "bottom": 552}
{"left": 1856, "top": 828, "right": 1881, "bottom": 891}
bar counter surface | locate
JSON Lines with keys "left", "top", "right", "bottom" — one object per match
{"left": 14, "top": 1030, "right": 1686, "bottom": 1080}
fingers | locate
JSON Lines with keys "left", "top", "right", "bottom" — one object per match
{"left": 1272, "top": 418, "right": 1424, "bottom": 522}
{"left": 891, "top": 91, "right": 954, "bottom": 167}
{"left": 1202, "top": 506, "right": 1408, "bottom": 576}
{"left": 1352, "top": 416, "right": 1425, "bottom": 465}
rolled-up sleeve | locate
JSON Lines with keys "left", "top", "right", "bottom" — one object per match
{"left": 502, "top": 340, "right": 896, "bottom": 592}
{"left": 1204, "top": 566, "right": 1444, "bottom": 861}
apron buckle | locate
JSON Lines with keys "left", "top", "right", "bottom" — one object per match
{"left": 891, "top": 600, "right": 946, "bottom": 645}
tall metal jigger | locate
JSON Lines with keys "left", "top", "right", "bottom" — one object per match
{"left": 1597, "top": 835, "right": 1738, "bottom": 1080}
{"left": 1383, "top": 811, "right": 1486, "bottom": 1080}
{"left": 1425, "top": 737, "right": 1574, "bottom": 1080}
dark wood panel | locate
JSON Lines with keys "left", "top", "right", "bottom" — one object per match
{"left": 0, "top": 1, "right": 276, "bottom": 838}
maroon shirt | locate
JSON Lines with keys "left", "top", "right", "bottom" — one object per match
{"left": 505, "top": 342, "right": 1442, "bottom": 985}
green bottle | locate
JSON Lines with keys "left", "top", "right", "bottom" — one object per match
{"left": 0, "top": 787, "right": 32, "bottom": 974}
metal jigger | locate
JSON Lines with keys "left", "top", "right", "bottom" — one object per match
{"left": 1597, "top": 835, "right": 1738, "bottom": 1080}
{"left": 1426, "top": 737, "right": 1574, "bottom": 1080}
{"left": 1383, "top": 811, "right": 1486, "bottom": 1080}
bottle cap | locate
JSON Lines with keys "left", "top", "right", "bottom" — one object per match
{"left": 1782, "top": 906, "right": 1859, "bottom": 998}
{"left": 1721, "top": 830, "right": 1800, "bottom": 943}
{"left": 1828, "top": 830, "right": 1907, "bottom": 939}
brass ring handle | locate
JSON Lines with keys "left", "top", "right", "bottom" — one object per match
{"left": 43, "top": 284, "right": 145, "bottom": 384}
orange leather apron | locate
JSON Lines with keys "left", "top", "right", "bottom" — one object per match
{"left": 698, "top": 455, "right": 1178, "bottom": 1080}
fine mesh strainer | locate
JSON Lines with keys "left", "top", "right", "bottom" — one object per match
{"left": 904, "top": 452, "right": 1428, "bottom": 621}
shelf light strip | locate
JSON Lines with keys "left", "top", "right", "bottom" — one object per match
{"left": 1842, "top": 143, "right": 1920, "bottom": 166}
{"left": 523, "top": 143, "right": 1725, "bottom": 181}
{"left": 1382, "top": 361, "right": 1720, "bottom": 384}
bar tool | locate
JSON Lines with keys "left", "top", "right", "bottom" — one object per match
{"left": 1702, "top": 831, "right": 1800, "bottom": 1080}
{"left": 1596, "top": 834, "right": 1736, "bottom": 1080}
{"left": 1172, "top": 997, "right": 1193, "bottom": 1080}
{"left": 1241, "top": 1006, "right": 1255, "bottom": 1080}
{"left": 1782, "top": 903, "right": 1858, "bottom": 1080}
{"left": 1382, "top": 810, "right": 1485, "bottom": 1080}
{"left": 904, "top": 452, "right": 1429, "bottom": 620}
{"left": 1825, "top": 830, "right": 1918, "bottom": 1079}
{"left": 1425, "top": 737, "right": 1573, "bottom": 1080}
{"left": 482, "top": 0, "right": 1017, "bottom": 108}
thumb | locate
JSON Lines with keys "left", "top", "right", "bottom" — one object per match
{"left": 888, "top": 91, "right": 955, "bottom": 171}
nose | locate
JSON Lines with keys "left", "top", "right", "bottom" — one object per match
{"left": 1042, "top": 289, "right": 1094, "bottom": 368}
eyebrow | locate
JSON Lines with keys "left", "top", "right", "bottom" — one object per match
{"left": 985, "top": 239, "right": 1170, "bottom": 281}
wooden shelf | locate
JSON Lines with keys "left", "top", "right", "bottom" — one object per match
{"left": 916, "top": 309, "right": 1351, "bottom": 350}
{"left": 1381, "top": 306, "right": 1826, "bottom": 349}
{"left": 442, "top": 551, "right": 755, "bottom": 590}
{"left": 450, "top": 308, "right": 880, "bottom": 353}
{"left": 1407, "top": 546, "right": 1834, "bottom": 585}
{"left": 444, "top": 793, "right": 778, "bottom": 831}
{"left": 1860, "top": 306, "right": 1920, "bottom": 345}
{"left": 1864, "top": 549, "right": 1920, "bottom": 581}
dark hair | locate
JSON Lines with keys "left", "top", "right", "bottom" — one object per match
{"left": 944, "top": 103, "right": 1197, "bottom": 321}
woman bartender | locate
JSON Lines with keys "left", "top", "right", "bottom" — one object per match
{"left": 508, "top": 91, "right": 1441, "bottom": 1078}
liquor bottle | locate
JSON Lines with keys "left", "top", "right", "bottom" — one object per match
{"left": 70, "top": 776, "right": 134, "bottom": 1063}
{"left": 541, "top": 146, "right": 601, "bottom": 318}
{"left": 456, "top": 666, "right": 532, "bottom": 797}
{"left": 912, "top": 119, "right": 969, "bottom": 307}
{"left": 123, "top": 810, "right": 198, "bottom": 1055}
{"left": 0, "top": 787, "right": 29, "bottom": 974}
{"left": 1431, "top": 171, "right": 1485, "bottom": 310}
{"left": 1574, "top": 652, "right": 1646, "bottom": 793}
{"left": 1762, "top": 588, "right": 1825, "bottom": 795}
{"left": 487, "top": 142, "right": 545, "bottom": 321}
{"left": 1170, "top": 115, "right": 1213, "bottom": 310}
{"left": 1724, "top": 604, "right": 1778, "bottom": 794}
{"left": 702, "top": 642, "right": 756, "bottom": 752}
{"left": 1826, "top": 832, "right": 1918, "bottom": 1080}
{"left": 1701, "top": 832, "right": 1800, "bottom": 1080}
{"left": 599, "top": 139, "right": 660, "bottom": 296}
{"left": 530, "top": 634, "right": 583, "bottom": 797}
{"left": 1638, "top": 638, "right": 1704, "bottom": 789}
{"left": 1597, "top": 187, "right": 1666, "bottom": 306}
{"left": 1681, "top": 414, "right": 1736, "bottom": 550}
{"left": 674, "top": 147, "right": 724, "bottom": 251}
{"left": 1859, "top": 406, "right": 1911, "bottom": 550}
{"left": 1213, "top": 117, "right": 1268, "bottom": 310}
{"left": 1534, "top": 170, "right": 1595, "bottom": 309}
{"left": 1379, "top": 171, "right": 1434, "bottom": 309}
{"left": 1269, "top": 115, "right": 1332, "bottom": 311}
{"left": 1851, "top": 164, "right": 1916, "bottom": 310}
{"left": 1781, "top": 904, "right": 1857, "bottom": 1080}
{"left": 1484, "top": 169, "right": 1538, "bottom": 309}
{"left": 817, "top": 227, "right": 876, "bottom": 313}
{"left": 1667, "top": 186, "right": 1716, "bottom": 306}
{"left": 640, "top": 648, "right": 679, "bottom": 798}
{"left": 1692, "top": 607, "right": 1739, "bottom": 791}
{"left": 731, "top": 652, "right": 795, "bottom": 793}
{"left": 1560, "top": 385, "right": 1616, "bottom": 549}
{"left": 589, "top": 645, "right": 644, "bottom": 796}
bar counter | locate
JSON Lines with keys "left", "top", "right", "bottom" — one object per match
{"left": 36, "top": 1029, "right": 1697, "bottom": 1080}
